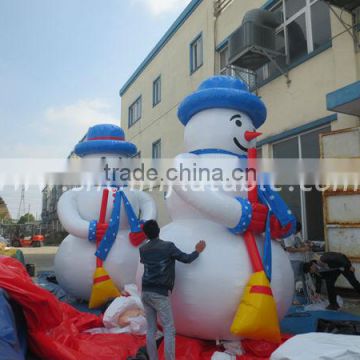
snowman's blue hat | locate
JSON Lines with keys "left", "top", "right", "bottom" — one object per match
{"left": 178, "top": 76, "right": 266, "bottom": 128}
{"left": 74, "top": 124, "right": 137, "bottom": 157}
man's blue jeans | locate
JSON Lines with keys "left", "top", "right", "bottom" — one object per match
{"left": 141, "top": 291, "right": 175, "bottom": 360}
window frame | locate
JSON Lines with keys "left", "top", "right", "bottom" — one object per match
{"left": 271, "top": 124, "right": 331, "bottom": 240}
{"left": 219, "top": 45, "right": 230, "bottom": 75}
{"left": 152, "top": 139, "right": 161, "bottom": 159}
{"left": 274, "top": 0, "right": 328, "bottom": 57}
{"left": 260, "top": 0, "right": 330, "bottom": 81}
{"left": 190, "top": 33, "right": 203, "bottom": 74}
{"left": 128, "top": 96, "right": 142, "bottom": 128}
{"left": 152, "top": 75, "right": 161, "bottom": 107}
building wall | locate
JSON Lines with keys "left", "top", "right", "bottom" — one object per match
{"left": 215, "top": 0, "right": 262, "bottom": 44}
{"left": 122, "top": 1, "right": 360, "bottom": 153}
{"left": 260, "top": 49, "right": 333, "bottom": 137}
{"left": 120, "top": 0, "right": 216, "bottom": 225}
{"left": 328, "top": 7, "right": 359, "bottom": 130}
{"left": 120, "top": 0, "right": 360, "bottom": 229}
{"left": 121, "top": 0, "right": 215, "bottom": 158}
{"left": 218, "top": 1, "right": 359, "bottom": 138}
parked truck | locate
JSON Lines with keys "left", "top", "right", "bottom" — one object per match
{"left": 0, "top": 223, "right": 45, "bottom": 248}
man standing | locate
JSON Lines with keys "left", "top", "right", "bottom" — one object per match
{"left": 140, "top": 220, "right": 206, "bottom": 360}
{"left": 303, "top": 252, "right": 360, "bottom": 310}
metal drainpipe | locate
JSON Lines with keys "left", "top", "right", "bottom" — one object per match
{"left": 213, "top": 1, "right": 219, "bottom": 74}
{"left": 213, "top": 0, "right": 232, "bottom": 74}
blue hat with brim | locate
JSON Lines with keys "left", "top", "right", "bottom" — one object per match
{"left": 178, "top": 76, "right": 266, "bottom": 128}
{"left": 75, "top": 124, "right": 137, "bottom": 157}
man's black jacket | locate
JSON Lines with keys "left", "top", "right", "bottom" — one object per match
{"left": 140, "top": 238, "right": 199, "bottom": 296}
{"left": 314, "top": 252, "right": 353, "bottom": 293}
{"left": 320, "top": 252, "right": 352, "bottom": 270}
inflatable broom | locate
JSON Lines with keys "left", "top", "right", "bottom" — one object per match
{"left": 89, "top": 188, "right": 121, "bottom": 309}
{"left": 230, "top": 148, "right": 281, "bottom": 343}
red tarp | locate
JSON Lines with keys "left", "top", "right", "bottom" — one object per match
{"left": 157, "top": 335, "right": 292, "bottom": 360}
{"left": 159, "top": 335, "right": 220, "bottom": 360}
{"left": 0, "top": 257, "right": 289, "bottom": 360}
{"left": 0, "top": 256, "right": 144, "bottom": 360}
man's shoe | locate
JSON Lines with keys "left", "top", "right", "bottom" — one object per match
{"left": 326, "top": 304, "right": 340, "bottom": 311}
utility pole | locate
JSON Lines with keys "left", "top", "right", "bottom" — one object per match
{"left": 17, "top": 186, "right": 26, "bottom": 220}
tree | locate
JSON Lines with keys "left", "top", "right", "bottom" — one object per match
{"left": 17, "top": 213, "right": 35, "bottom": 224}
{"left": 0, "top": 213, "right": 12, "bottom": 223}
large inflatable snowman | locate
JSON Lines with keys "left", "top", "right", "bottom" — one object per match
{"left": 160, "top": 76, "right": 295, "bottom": 341}
{"left": 55, "top": 124, "right": 157, "bottom": 300}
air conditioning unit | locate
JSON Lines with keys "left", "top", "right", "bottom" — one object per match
{"left": 324, "top": 0, "right": 360, "bottom": 11}
{"left": 229, "top": 9, "right": 283, "bottom": 71}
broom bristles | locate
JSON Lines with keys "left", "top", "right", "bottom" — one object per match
{"left": 88, "top": 266, "right": 121, "bottom": 309}
{"left": 231, "top": 270, "right": 281, "bottom": 343}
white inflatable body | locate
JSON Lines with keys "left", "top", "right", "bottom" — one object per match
{"left": 55, "top": 152, "right": 157, "bottom": 300}
{"left": 271, "top": 333, "right": 360, "bottom": 360}
{"left": 159, "top": 108, "right": 294, "bottom": 340}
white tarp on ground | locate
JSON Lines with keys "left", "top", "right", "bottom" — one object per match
{"left": 271, "top": 333, "right": 360, "bottom": 360}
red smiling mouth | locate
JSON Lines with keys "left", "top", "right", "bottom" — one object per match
{"left": 234, "top": 131, "right": 262, "bottom": 152}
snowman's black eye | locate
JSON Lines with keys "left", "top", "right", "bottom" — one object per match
{"left": 230, "top": 114, "right": 242, "bottom": 124}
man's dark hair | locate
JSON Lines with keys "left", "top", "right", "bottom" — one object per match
{"left": 143, "top": 220, "right": 160, "bottom": 240}
{"left": 296, "top": 221, "right": 302, "bottom": 233}
{"left": 303, "top": 260, "right": 317, "bottom": 274}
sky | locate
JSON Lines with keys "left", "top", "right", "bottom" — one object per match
{"left": 0, "top": 0, "right": 191, "bottom": 218}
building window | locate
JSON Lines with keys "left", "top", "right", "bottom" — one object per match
{"left": 287, "top": 13, "right": 307, "bottom": 62}
{"left": 310, "top": 1, "right": 332, "bottom": 51}
{"left": 190, "top": 33, "right": 203, "bottom": 74}
{"left": 258, "top": 0, "right": 331, "bottom": 82}
{"left": 272, "top": 125, "right": 331, "bottom": 241}
{"left": 152, "top": 76, "right": 161, "bottom": 107}
{"left": 282, "top": 0, "right": 331, "bottom": 59}
{"left": 219, "top": 45, "right": 237, "bottom": 76}
{"left": 219, "top": 46, "right": 230, "bottom": 75}
{"left": 128, "top": 96, "right": 142, "bottom": 128}
{"left": 285, "top": 0, "right": 306, "bottom": 19}
{"left": 152, "top": 139, "right": 161, "bottom": 159}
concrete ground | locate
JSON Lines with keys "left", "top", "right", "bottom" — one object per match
{"left": 21, "top": 246, "right": 58, "bottom": 275}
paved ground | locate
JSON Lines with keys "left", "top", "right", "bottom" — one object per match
{"left": 342, "top": 297, "right": 360, "bottom": 316}
{"left": 14, "top": 246, "right": 360, "bottom": 316}
{"left": 21, "top": 246, "right": 58, "bottom": 275}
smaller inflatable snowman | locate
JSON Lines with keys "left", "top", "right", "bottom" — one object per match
{"left": 55, "top": 124, "right": 157, "bottom": 301}
{"left": 160, "top": 76, "right": 295, "bottom": 340}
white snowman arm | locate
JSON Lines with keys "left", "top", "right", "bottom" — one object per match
{"left": 174, "top": 185, "right": 244, "bottom": 228}
{"left": 136, "top": 190, "right": 157, "bottom": 221}
{"left": 172, "top": 154, "right": 249, "bottom": 229}
{"left": 57, "top": 190, "right": 90, "bottom": 238}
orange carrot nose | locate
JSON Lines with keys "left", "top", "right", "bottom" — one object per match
{"left": 244, "top": 131, "right": 262, "bottom": 142}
